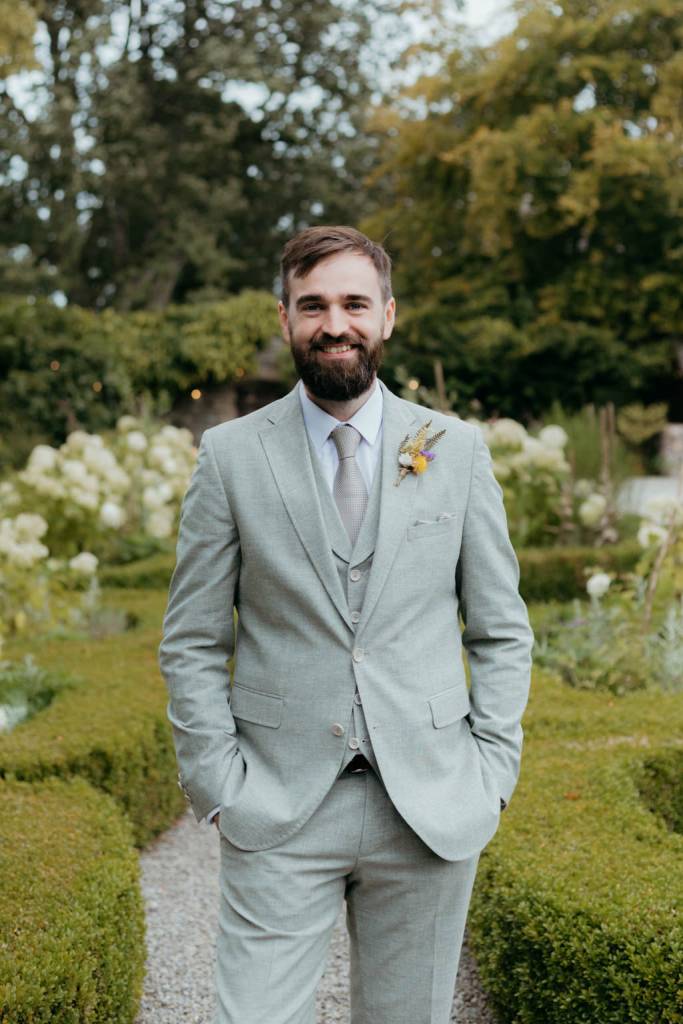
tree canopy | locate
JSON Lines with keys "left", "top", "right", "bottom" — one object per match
{"left": 365, "top": 0, "right": 683, "bottom": 419}
{"left": 0, "top": 0, "right": 452, "bottom": 310}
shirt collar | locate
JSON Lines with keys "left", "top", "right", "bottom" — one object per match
{"left": 297, "top": 378, "right": 383, "bottom": 455}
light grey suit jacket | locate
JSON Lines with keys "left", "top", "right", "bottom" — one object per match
{"left": 158, "top": 379, "right": 534, "bottom": 861}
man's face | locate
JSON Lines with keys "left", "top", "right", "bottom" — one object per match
{"left": 278, "top": 252, "right": 396, "bottom": 402}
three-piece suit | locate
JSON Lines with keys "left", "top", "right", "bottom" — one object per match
{"left": 158, "top": 377, "right": 533, "bottom": 1024}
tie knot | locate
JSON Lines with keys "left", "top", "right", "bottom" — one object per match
{"left": 330, "top": 424, "right": 362, "bottom": 459}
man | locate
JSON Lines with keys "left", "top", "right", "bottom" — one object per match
{"left": 159, "top": 225, "right": 534, "bottom": 1024}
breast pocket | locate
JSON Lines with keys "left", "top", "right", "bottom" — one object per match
{"left": 407, "top": 511, "right": 460, "bottom": 541}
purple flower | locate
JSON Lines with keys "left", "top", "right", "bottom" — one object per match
{"left": 420, "top": 450, "right": 436, "bottom": 461}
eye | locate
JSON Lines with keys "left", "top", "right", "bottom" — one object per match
{"left": 348, "top": 302, "right": 367, "bottom": 310}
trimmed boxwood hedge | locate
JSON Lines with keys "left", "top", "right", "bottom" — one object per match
{"left": 517, "top": 540, "right": 641, "bottom": 602}
{"left": 0, "top": 588, "right": 186, "bottom": 847}
{"left": 468, "top": 668, "right": 683, "bottom": 1024}
{"left": 0, "top": 776, "right": 145, "bottom": 1023}
{"left": 99, "top": 552, "right": 176, "bottom": 591}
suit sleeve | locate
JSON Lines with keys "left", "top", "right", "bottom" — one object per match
{"left": 455, "top": 426, "right": 534, "bottom": 806}
{"left": 158, "top": 429, "right": 244, "bottom": 823}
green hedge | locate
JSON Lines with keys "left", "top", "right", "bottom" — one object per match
{"left": 0, "top": 776, "right": 145, "bottom": 1023}
{"left": 517, "top": 540, "right": 642, "bottom": 602}
{"left": 0, "top": 588, "right": 185, "bottom": 847}
{"left": 99, "top": 552, "right": 176, "bottom": 591}
{"left": 468, "top": 667, "right": 683, "bottom": 1024}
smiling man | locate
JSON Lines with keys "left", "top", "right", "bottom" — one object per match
{"left": 159, "top": 225, "right": 534, "bottom": 1024}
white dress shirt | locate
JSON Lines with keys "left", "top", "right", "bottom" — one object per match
{"left": 205, "top": 377, "right": 384, "bottom": 826}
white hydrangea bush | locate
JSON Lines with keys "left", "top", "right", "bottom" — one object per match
{"left": 0, "top": 510, "right": 99, "bottom": 654}
{"left": 9, "top": 418, "right": 196, "bottom": 559}
{"left": 468, "top": 416, "right": 609, "bottom": 547}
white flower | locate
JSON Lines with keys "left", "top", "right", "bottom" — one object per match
{"left": 146, "top": 508, "right": 174, "bottom": 539}
{"left": 574, "top": 478, "right": 593, "bottom": 499}
{"left": 126, "top": 431, "right": 148, "bottom": 453}
{"left": 69, "top": 551, "right": 99, "bottom": 575}
{"left": 105, "top": 466, "right": 131, "bottom": 492}
{"left": 579, "top": 493, "right": 607, "bottom": 528}
{"left": 66, "top": 430, "right": 101, "bottom": 451}
{"left": 100, "top": 501, "right": 126, "bottom": 529}
{"left": 62, "top": 459, "right": 90, "bottom": 484}
{"left": 27, "top": 444, "right": 59, "bottom": 472}
{"left": 488, "top": 418, "right": 527, "bottom": 449}
{"left": 14, "top": 513, "right": 48, "bottom": 540}
{"left": 642, "top": 495, "right": 683, "bottom": 528}
{"left": 82, "top": 445, "right": 118, "bottom": 474}
{"left": 69, "top": 489, "right": 99, "bottom": 511}
{"left": 491, "top": 459, "right": 511, "bottom": 480}
{"left": 538, "top": 425, "right": 568, "bottom": 449}
{"left": 398, "top": 453, "right": 413, "bottom": 468}
{"left": 637, "top": 523, "right": 668, "bottom": 548}
{"left": 117, "top": 415, "right": 140, "bottom": 432}
{"left": 586, "top": 572, "right": 611, "bottom": 599}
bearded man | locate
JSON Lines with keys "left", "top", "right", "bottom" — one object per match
{"left": 159, "top": 225, "right": 533, "bottom": 1024}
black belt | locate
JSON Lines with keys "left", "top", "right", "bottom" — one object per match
{"left": 343, "top": 753, "right": 372, "bottom": 774}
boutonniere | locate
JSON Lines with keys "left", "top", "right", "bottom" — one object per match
{"left": 394, "top": 420, "right": 446, "bottom": 486}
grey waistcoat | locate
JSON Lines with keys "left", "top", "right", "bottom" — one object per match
{"left": 306, "top": 430, "right": 383, "bottom": 780}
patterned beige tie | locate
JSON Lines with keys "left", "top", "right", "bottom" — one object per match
{"left": 330, "top": 424, "right": 368, "bottom": 546}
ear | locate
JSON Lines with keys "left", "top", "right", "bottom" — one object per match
{"left": 382, "top": 297, "right": 396, "bottom": 340}
{"left": 278, "top": 300, "right": 291, "bottom": 344}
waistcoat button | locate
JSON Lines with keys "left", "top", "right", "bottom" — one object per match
{"left": 349, "top": 569, "right": 361, "bottom": 582}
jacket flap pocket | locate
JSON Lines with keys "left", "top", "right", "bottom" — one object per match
{"left": 428, "top": 686, "right": 471, "bottom": 728}
{"left": 230, "top": 683, "right": 283, "bottom": 728}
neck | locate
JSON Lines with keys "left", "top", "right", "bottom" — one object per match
{"left": 303, "top": 378, "right": 377, "bottom": 422}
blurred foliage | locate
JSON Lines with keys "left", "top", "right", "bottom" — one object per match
{"left": 0, "top": 0, "right": 37, "bottom": 78}
{"left": 366, "top": 0, "right": 683, "bottom": 420}
{"left": 616, "top": 401, "right": 669, "bottom": 445}
{"left": 542, "top": 399, "right": 645, "bottom": 481}
{"left": 0, "top": 291, "right": 277, "bottom": 468}
{"left": 0, "top": 0, "right": 455, "bottom": 311}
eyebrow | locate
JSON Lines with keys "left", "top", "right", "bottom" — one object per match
{"left": 295, "top": 293, "right": 374, "bottom": 309}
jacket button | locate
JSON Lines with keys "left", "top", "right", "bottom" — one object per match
{"left": 331, "top": 723, "right": 345, "bottom": 736}
{"left": 348, "top": 737, "right": 360, "bottom": 750}
{"left": 352, "top": 647, "right": 364, "bottom": 663}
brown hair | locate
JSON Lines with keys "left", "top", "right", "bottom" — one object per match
{"left": 280, "top": 225, "right": 392, "bottom": 309}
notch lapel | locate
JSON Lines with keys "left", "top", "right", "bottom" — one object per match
{"left": 259, "top": 386, "right": 353, "bottom": 631}
{"left": 356, "top": 380, "right": 422, "bottom": 635}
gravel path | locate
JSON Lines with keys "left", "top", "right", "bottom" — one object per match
{"left": 135, "top": 807, "right": 497, "bottom": 1024}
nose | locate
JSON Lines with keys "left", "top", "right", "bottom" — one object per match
{"left": 322, "top": 304, "right": 348, "bottom": 338}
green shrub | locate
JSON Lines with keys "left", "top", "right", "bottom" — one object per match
{"left": 0, "top": 588, "right": 185, "bottom": 846}
{"left": 99, "top": 552, "right": 175, "bottom": 590}
{"left": 468, "top": 666, "right": 683, "bottom": 1024}
{"left": 0, "top": 776, "right": 145, "bottom": 1023}
{"left": 518, "top": 540, "right": 641, "bottom": 602}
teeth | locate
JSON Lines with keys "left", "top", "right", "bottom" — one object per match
{"left": 321, "top": 344, "right": 353, "bottom": 353}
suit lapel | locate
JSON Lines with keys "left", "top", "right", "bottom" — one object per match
{"left": 356, "top": 380, "right": 421, "bottom": 635}
{"left": 258, "top": 385, "right": 353, "bottom": 631}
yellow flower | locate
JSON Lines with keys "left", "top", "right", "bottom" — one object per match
{"left": 412, "top": 454, "right": 428, "bottom": 474}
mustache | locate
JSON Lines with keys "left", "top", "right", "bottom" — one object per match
{"left": 311, "top": 333, "right": 363, "bottom": 350}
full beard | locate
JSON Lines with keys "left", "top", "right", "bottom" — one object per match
{"left": 290, "top": 331, "right": 385, "bottom": 402}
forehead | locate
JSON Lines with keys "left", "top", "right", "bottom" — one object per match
{"left": 288, "top": 252, "right": 383, "bottom": 301}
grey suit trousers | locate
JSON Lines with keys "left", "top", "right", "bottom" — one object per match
{"left": 214, "top": 767, "right": 479, "bottom": 1024}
